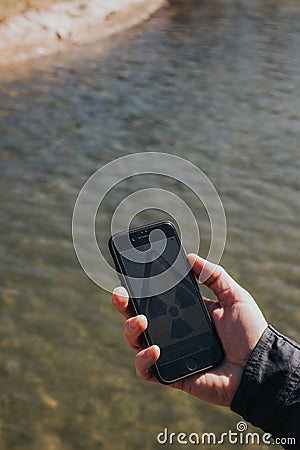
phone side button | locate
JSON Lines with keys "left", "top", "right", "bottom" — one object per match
{"left": 186, "top": 357, "right": 197, "bottom": 371}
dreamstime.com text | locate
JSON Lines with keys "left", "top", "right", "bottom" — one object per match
{"left": 156, "top": 422, "right": 296, "bottom": 446}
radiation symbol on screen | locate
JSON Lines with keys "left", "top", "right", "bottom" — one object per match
{"left": 142, "top": 282, "right": 197, "bottom": 340}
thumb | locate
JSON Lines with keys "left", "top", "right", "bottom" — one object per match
{"left": 187, "top": 254, "right": 243, "bottom": 305}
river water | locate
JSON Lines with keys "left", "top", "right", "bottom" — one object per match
{"left": 0, "top": 1, "right": 299, "bottom": 449}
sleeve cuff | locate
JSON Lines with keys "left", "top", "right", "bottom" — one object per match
{"left": 230, "top": 325, "right": 300, "bottom": 437}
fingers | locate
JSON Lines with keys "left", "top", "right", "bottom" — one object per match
{"left": 135, "top": 345, "right": 160, "bottom": 382}
{"left": 187, "top": 254, "right": 243, "bottom": 305}
{"left": 112, "top": 286, "right": 131, "bottom": 319}
{"left": 112, "top": 287, "right": 160, "bottom": 383}
{"left": 112, "top": 288, "right": 148, "bottom": 351}
{"left": 123, "top": 315, "right": 148, "bottom": 351}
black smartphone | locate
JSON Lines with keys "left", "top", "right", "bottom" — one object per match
{"left": 109, "top": 221, "right": 223, "bottom": 384}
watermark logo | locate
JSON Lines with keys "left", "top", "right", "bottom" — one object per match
{"left": 72, "top": 152, "right": 227, "bottom": 293}
{"left": 236, "top": 421, "right": 248, "bottom": 432}
{"left": 156, "top": 422, "right": 296, "bottom": 446}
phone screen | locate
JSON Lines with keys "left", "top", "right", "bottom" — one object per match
{"left": 111, "top": 223, "right": 223, "bottom": 381}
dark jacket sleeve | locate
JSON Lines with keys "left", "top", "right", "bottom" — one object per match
{"left": 230, "top": 325, "right": 300, "bottom": 449}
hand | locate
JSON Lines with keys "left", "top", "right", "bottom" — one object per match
{"left": 112, "top": 255, "right": 268, "bottom": 407}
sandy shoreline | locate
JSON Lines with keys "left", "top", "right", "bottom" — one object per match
{"left": 0, "top": 0, "right": 166, "bottom": 70}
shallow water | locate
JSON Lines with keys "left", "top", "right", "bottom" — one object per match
{"left": 0, "top": 0, "right": 299, "bottom": 449}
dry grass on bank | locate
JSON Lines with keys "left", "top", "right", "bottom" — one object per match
{"left": 0, "top": 0, "right": 72, "bottom": 22}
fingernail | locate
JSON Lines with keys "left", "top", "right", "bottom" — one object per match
{"left": 152, "top": 345, "right": 160, "bottom": 354}
{"left": 113, "top": 286, "right": 127, "bottom": 297}
{"left": 137, "top": 315, "right": 147, "bottom": 328}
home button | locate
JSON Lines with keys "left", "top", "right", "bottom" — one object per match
{"left": 186, "top": 357, "right": 197, "bottom": 371}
